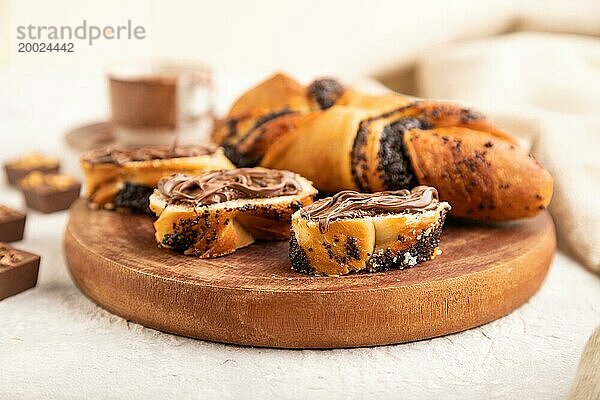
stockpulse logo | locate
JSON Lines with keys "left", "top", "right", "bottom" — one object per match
{"left": 15, "top": 20, "right": 146, "bottom": 53}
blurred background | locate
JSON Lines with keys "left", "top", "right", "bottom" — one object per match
{"left": 2, "top": 0, "right": 599, "bottom": 115}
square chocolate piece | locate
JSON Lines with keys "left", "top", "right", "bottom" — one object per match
{"left": 4, "top": 152, "right": 60, "bottom": 186}
{"left": 19, "top": 172, "right": 81, "bottom": 213}
{"left": 0, "top": 243, "right": 40, "bottom": 301}
{"left": 0, "top": 205, "right": 26, "bottom": 242}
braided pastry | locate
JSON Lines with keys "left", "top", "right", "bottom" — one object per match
{"left": 213, "top": 74, "right": 553, "bottom": 220}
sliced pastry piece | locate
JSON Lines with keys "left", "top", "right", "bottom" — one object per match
{"left": 290, "top": 186, "right": 450, "bottom": 276}
{"left": 80, "top": 144, "right": 234, "bottom": 214}
{"left": 149, "top": 168, "right": 317, "bottom": 258}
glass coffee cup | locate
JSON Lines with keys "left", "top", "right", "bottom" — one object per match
{"left": 108, "top": 60, "right": 214, "bottom": 146}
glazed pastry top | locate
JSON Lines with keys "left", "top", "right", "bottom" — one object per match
{"left": 157, "top": 168, "right": 303, "bottom": 205}
{"left": 81, "top": 144, "right": 218, "bottom": 165}
{"left": 300, "top": 186, "right": 441, "bottom": 233}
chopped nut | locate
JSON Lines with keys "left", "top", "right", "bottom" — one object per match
{"left": 8, "top": 152, "right": 58, "bottom": 169}
{"left": 0, "top": 243, "right": 24, "bottom": 266}
{"left": 19, "top": 171, "right": 77, "bottom": 190}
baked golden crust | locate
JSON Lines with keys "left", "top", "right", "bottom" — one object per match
{"left": 212, "top": 73, "right": 312, "bottom": 146}
{"left": 260, "top": 108, "right": 366, "bottom": 192}
{"left": 404, "top": 127, "right": 553, "bottom": 220}
{"left": 229, "top": 73, "right": 310, "bottom": 117}
{"left": 347, "top": 101, "right": 517, "bottom": 193}
{"left": 149, "top": 172, "right": 317, "bottom": 258}
{"left": 335, "top": 88, "right": 410, "bottom": 112}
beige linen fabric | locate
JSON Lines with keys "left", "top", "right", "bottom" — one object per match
{"left": 568, "top": 326, "right": 600, "bottom": 400}
{"left": 416, "top": 32, "right": 600, "bottom": 271}
{"left": 414, "top": 32, "right": 600, "bottom": 397}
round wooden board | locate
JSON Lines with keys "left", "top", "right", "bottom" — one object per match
{"left": 64, "top": 199, "right": 555, "bottom": 349}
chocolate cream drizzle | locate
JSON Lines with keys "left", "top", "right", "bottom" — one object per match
{"left": 157, "top": 168, "right": 302, "bottom": 205}
{"left": 82, "top": 144, "right": 216, "bottom": 165}
{"left": 300, "top": 186, "right": 440, "bottom": 233}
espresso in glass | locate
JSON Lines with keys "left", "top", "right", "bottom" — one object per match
{"left": 108, "top": 60, "right": 214, "bottom": 146}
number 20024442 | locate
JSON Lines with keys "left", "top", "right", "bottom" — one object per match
{"left": 18, "top": 42, "right": 74, "bottom": 52}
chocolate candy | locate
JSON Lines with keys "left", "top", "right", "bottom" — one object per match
{"left": 0, "top": 205, "right": 26, "bottom": 242}
{"left": 19, "top": 172, "right": 81, "bottom": 213}
{"left": 0, "top": 243, "right": 40, "bottom": 300}
{"left": 4, "top": 152, "right": 59, "bottom": 186}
